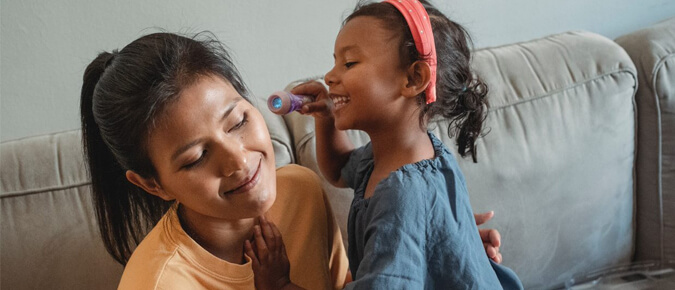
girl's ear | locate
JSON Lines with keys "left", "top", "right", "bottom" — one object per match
{"left": 402, "top": 60, "right": 432, "bottom": 99}
{"left": 125, "top": 170, "right": 174, "bottom": 201}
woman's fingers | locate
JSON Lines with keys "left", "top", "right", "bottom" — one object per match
{"left": 474, "top": 211, "right": 494, "bottom": 226}
{"left": 479, "top": 228, "right": 501, "bottom": 248}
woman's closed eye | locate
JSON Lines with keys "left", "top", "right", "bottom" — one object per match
{"left": 182, "top": 150, "right": 207, "bottom": 170}
{"left": 345, "top": 61, "right": 357, "bottom": 68}
{"left": 228, "top": 113, "right": 248, "bottom": 133}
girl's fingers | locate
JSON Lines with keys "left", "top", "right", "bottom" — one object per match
{"left": 260, "top": 215, "right": 276, "bottom": 252}
{"left": 291, "top": 80, "right": 327, "bottom": 98}
{"left": 300, "top": 99, "right": 333, "bottom": 114}
{"left": 253, "top": 225, "right": 268, "bottom": 263}
{"left": 268, "top": 221, "right": 284, "bottom": 257}
{"left": 280, "top": 238, "right": 288, "bottom": 261}
{"left": 244, "top": 240, "right": 260, "bottom": 268}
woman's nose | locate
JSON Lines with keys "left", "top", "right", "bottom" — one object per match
{"left": 218, "top": 141, "right": 248, "bottom": 177}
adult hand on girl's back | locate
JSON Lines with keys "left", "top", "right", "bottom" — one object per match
{"left": 244, "top": 215, "right": 304, "bottom": 290}
{"left": 291, "top": 81, "right": 334, "bottom": 119}
{"left": 474, "top": 211, "right": 503, "bottom": 264}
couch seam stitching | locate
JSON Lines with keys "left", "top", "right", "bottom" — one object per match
{"left": 650, "top": 52, "right": 673, "bottom": 265}
{"left": 1, "top": 181, "right": 91, "bottom": 198}
{"left": 487, "top": 69, "right": 637, "bottom": 112}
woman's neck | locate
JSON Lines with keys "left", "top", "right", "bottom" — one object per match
{"left": 178, "top": 205, "right": 254, "bottom": 264}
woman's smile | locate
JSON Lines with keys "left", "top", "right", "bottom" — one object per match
{"left": 223, "top": 157, "right": 262, "bottom": 196}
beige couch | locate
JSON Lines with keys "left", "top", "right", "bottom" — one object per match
{"left": 2, "top": 19, "right": 674, "bottom": 289}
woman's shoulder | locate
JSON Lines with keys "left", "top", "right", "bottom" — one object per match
{"left": 119, "top": 214, "right": 180, "bottom": 289}
{"left": 273, "top": 165, "right": 326, "bottom": 211}
{"left": 276, "top": 164, "right": 323, "bottom": 189}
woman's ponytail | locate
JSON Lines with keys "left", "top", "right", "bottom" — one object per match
{"left": 80, "top": 51, "right": 165, "bottom": 265}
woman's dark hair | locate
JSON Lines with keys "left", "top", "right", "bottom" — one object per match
{"left": 346, "top": 0, "right": 488, "bottom": 163}
{"left": 80, "top": 32, "right": 249, "bottom": 265}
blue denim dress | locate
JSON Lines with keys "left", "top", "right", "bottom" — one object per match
{"left": 341, "top": 132, "right": 523, "bottom": 289}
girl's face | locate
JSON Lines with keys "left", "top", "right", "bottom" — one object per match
{"left": 142, "top": 75, "right": 276, "bottom": 221}
{"left": 324, "top": 16, "right": 409, "bottom": 131}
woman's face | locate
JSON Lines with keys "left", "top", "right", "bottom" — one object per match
{"left": 143, "top": 75, "right": 276, "bottom": 221}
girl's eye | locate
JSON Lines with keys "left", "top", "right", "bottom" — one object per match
{"left": 345, "top": 62, "right": 357, "bottom": 68}
{"left": 228, "top": 113, "right": 248, "bottom": 133}
{"left": 182, "top": 150, "right": 207, "bottom": 170}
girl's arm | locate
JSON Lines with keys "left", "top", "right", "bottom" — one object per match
{"left": 292, "top": 81, "right": 353, "bottom": 188}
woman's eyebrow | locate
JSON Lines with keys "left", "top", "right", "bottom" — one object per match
{"left": 170, "top": 99, "right": 241, "bottom": 162}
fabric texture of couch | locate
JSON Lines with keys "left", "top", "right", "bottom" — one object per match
{"left": 616, "top": 18, "right": 675, "bottom": 268}
{"left": 2, "top": 19, "right": 674, "bottom": 290}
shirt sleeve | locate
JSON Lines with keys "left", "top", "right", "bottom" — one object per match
{"left": 345, "top": 173, "right": 427, "bottom": 289}
{"left": 340, "top": 144, "right": 371, "bottom": 189}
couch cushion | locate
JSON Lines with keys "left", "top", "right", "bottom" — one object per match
{"left": 1, "top": 130, "right": 123, "bottom": 290}
{"left": 284, "top": 31, "right": 637, "bottom": 289}
{"left": 616, "top": 18, "right": 675, "bottom": 267}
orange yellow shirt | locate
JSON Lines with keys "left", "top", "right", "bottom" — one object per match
{"left": 118, "top": 165, "right": 348, "bottom": 289}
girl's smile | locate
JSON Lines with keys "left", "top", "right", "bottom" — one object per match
{"left": 329, "top": 93, "right": 351, "bottom": 112}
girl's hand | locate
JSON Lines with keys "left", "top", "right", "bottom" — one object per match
{"left": 291, "top": 81, "right": 334, "bottom": 119}
{"left": 474, "top": 211, "right": 503, "bottom": 264}
{"left": 244, "top": 215, "right": 302, "bottom": 290}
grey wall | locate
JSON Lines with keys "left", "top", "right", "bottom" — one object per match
{"left": 1, "top": 0, "right": 674, "bottom": 141}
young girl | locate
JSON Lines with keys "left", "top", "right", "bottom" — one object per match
{"left": 289, "top": 0, "right": 523, "bottom": 288}
{"left": 80, "top": 32, "right": 349, "bottom": 289}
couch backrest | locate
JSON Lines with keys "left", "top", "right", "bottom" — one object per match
{"left": 1, "top": 130, "right": 122, "bottom": 290}
{"left": 283, "top": 31, "right": 638, "bottom": 289}
{"left": 616, "top": 17, "right": 675, "bottom": 267}
{"left": 0, "top": 101, "right": 294, "bottom": 290}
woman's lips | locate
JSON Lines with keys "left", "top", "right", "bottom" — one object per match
{"left": 224, "top": 159, "right": 262, "bottom": 195}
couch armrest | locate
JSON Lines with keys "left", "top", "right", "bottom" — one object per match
{"left": 616, "top": 17, "right": 675, "bottom": 267}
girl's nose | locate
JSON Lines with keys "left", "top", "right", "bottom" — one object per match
{"left": 324, "top": 67, "right": 338, "bottom": 86}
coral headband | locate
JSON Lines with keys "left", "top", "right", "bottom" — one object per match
{"left": 384, "top": 0, "right": 437, "bottom": 104}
